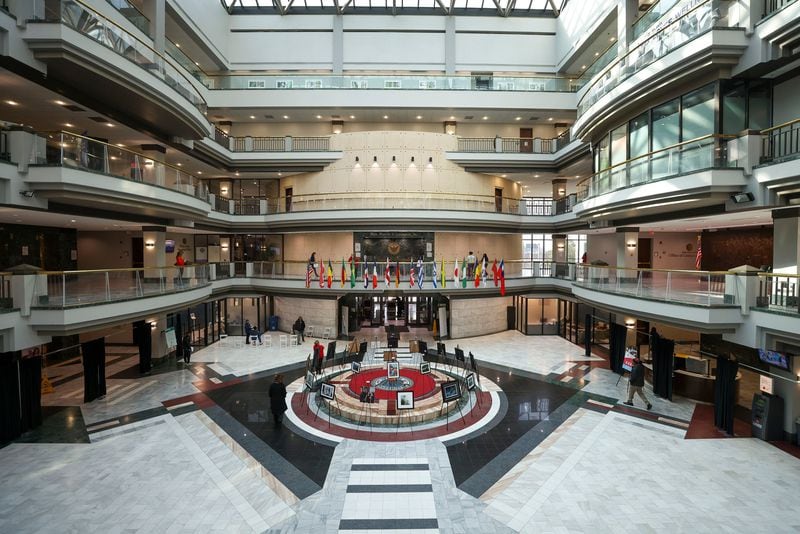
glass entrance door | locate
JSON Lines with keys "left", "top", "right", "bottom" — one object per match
{"left": 406, "top": 296, "right": 431, "bottom": 326}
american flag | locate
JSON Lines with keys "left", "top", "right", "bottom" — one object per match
{"left": 695, "top": 238, "right": 702, "bottom": 270}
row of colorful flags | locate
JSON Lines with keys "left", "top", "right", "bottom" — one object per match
{"left": 305, "top": 257, "right": 506, "bottom": 295}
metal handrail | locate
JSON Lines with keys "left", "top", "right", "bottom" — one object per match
{"left": 760, "top": 116, "right": 800, "bottom": 135}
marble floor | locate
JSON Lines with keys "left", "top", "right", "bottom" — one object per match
{"left": 2, "top": 331, "right": 799, "bottom": 534}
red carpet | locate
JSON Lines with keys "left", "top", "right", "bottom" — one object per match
{"left": 348, "top": 368, "right": 436, "bottom": 401}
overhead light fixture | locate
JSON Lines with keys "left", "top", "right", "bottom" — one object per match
{"left": 548, "top": 117, "right": 553, "bottom": 121}
{"left": 316, "top": 115, "right": 322, "bottom": 119}
{"left": 283, "top": 115, "right": 289, "bottom": 119}
{"left": 116, "top": 143, "right": 125, "bottom": 147}
{"left": 175, "top": 43, "right": 181, "bottom": 48}
{"left": 5, "top": 100, "right": 19, "bottom": 106}
{"left": 355, "top": 156, "right": 359, "bottom": 162}
{"left": 416, "top": 115, "right": 422, "bottom": 120}
{"left": 197, "top": 171, "right": 203, "bottom": 175}
{"left": 177, "top": 162, "right": 182, "bottom": 166}
{"left": 349, "top": 115, "right": 355, "bottom": 119}
{"left": 383, "top": 115, "right": 389, "bottom": 119}
{"left": 731, "top": 192, "right": 754, "bottom": 203}
{"left": 581, "top": 65, "right": 587, "bottom": 69}
{"left": 331, "top": 120, "right": 344, "bottom": 134}
{"left": 482, "top": 116, "right": 489, "bottom": 120}
{"left": 428, "top": 156, "right": 433, "bottom": 163}
{"left": 250, "top": 115, "right": 256, "bottom": 119}
{"left": 594, "top": 52, "right": 600, "bottom": 56}
{"left": 64, "top": 123, "right": 74, "bottom": 128}
{"left": 54, "top": 100, "right": 67, "bottom": 105}
{"left": 106, "top": 123, "right": 114, "bottom": 127}
{"left": 515, "top": 117, "right": 522, "bottom": 121}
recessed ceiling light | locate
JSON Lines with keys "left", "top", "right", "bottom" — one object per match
{"left": 250, "top": 115, "right": 256, "bottom": 119}
{"left": 349, "top": 115, "right": 355, "bottom": 119}
{"left": 70, "top": 219, "right": 76, "bottom": 223}
{"left": 175, "top": 43, "right": 181, "bottom": 48}
{"left": 610, "top": 36, "right": 616, "bottom": 41}
{"left": 575, "top": 175, "right": 580, "bottom": 178}
{"left": 450, "top": 116, "right": 455, "bottom": 120}
{"left": 581, "top": 65, "right": 587, "bottom": 69}
{"left": 383, "top": 115, "right": 389, "bottom": 119}
{"left": 594, "top": 52, "right": 600, "bottom": 56}
{"left": 64, "top": 123, "right": 74, "bottom": 128}
{"left": 197, "top": 171, "right": 202, "bottom": 174}
{"left": 501, "top": 174, "right": 507, "bottom": 177}
{"left": 316, "top": 115, "right": 322, "bottom": 119}
{"left": 278, "top": 172, "right": 282, "bottom": 176}
{"left": 416, "top": 115, "right": 422, "bottom": 119}
{"left": 105, "top": 122, "right": 114, "bottom": 127}
{"left": 194, "top": 62, "right": 200, "bottom": 66}
{"left": 515, "top": 117, "right": 522, "bottom": 121}
{"left": 5, "top": 100, "right": 19, "bottom": 106}
{"left": 283, "top": 115, "right": 289, "bottom": 119}
{"left": 534, "top": 174, "right": 540, "bottom": 178}
{"left": 116, "top": 143, "right": 124, "bottom": 147}
{"left": 482, "top": 116, "right": 489, "bottom": 120}
{"left": 54, "top": 100, "right": 67, "bottom": 105}
{"left": 548, "top": 117, "right": 553, "bottom": 121}
{"left": 235, "top": 172, "right": 239, "bottom": 176}
{"left": 177, "top": 163, "right": 182, "bottom": 166}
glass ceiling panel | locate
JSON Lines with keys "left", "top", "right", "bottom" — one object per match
{"left": 220, "top": 0, "right": 568, "bottom": 15}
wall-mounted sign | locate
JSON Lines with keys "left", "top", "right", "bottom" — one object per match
{"left": 759, "top": 375, "right": 774, "bottom": 395}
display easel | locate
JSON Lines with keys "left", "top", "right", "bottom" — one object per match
{"left": 439, "top": 396, "right": 465, "bottom": 430}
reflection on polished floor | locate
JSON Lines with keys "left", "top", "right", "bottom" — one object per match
{"left": 1, "top": 331, "right": 799, "bottom": 533}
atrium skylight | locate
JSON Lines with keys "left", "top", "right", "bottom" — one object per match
{"left": 220, "top": 0, "right": 569, "bottom": 17}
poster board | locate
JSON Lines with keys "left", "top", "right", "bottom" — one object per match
{"left": 164, "top": 327, "right": 177, "bottom": 351}
{"left": 622, "top": 347, "right": 637, "bottom": 372}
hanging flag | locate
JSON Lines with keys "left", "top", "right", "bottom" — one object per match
{"left": 385, "top": 257, "right": 391, "bottom": 287}
{"left": 409, "top": 259, "right": 416, "bottom": 288}
{"left": 499, "top": 259, "right": 506, "bottom": 296}
{"left": 417, "top": 258, "right": 424, "bottom": 289}
{"left": 492, "top": 259, "right": 499, "bottom": 286}
{"left": 481, "top": 256, "right": 489, "bottom": 287}
{"left": 327, "top": 259, "right": 333, "bottom": 288}
{"left": 395, "top": 260, "right": 400, "bottom": 288}
{"left": 319, "top": 261, "right": 325, "bottom": 287}
{"left": 441, "top": 257, "right": 446, "bottom": 289}
{"left": 453, "top": 257, "right": 460, "bottom": 287}
{"left": 432, "top": 259, "right": 438, "bottom": 289}
{"left": 363, "top": 259, "right": 369, "bottom": 288}
{"left": 341, "top": 258, "right": 346, "bottom": 287}
{"left": 461, "top": 258, "right": 467, "bottom": 288}
{"left": 695, "top": 236, "right": 702, "bottom": 270}
{"left": 474, "top": 258, "right": 482, "bottom": 288}
{"left": 349, "top": 256, "right": 356, "bottom": 288}
{"left": 372, "top": 262, "right": 378, "bottom": 289}
{"left": 305, "top": 263, "right": 312, "bottom": 288}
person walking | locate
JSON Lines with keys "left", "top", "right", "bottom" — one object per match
{"left": 624, "top": 356, "right": 652, "bottom": 410}
{"left": 313, "top": 340, "right": 324, "bottom": 374}
{"left": 466, "top": 251, "right": 476, "bottom": 279}
{"left": 181, "top": 333, "right": 192, "bottom": 364}
{"left": 293, "top": 316, "right": 306, "bottom": 343}
{"left": 268, "top": 374, "right": 287, "bottom": 428}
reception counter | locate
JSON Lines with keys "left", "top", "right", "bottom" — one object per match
{"left": 644, "top": 358, "right": 740, "bottom": 403}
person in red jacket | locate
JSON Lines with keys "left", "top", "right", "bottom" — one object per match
{"left": 313, "top": 340, "right": 324, "bottom": 374}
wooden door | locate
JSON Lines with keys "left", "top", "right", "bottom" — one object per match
{"left": 520, "top": 128, "right": 533, "bottom": 153}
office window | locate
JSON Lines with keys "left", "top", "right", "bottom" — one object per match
{"left": 652, "top": 98, "right": 680, "bottom": 150}
{"left": 722, "top": 81, "right": 746, "bottom": 135}
{"left": 595, "top": 136, "right": 610, "bottom": 171}
{"left": 748, "top": 81, "right": 771, "bottom": 131}
{"left": 610, "top": 124, "right": 627, "bottom": 166}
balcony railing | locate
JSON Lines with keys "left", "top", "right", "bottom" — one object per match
{"left": 30, "top": 264, "right": 211, "bottom": 308}
{"left": 578, "top": 0, "right": 735, "bottom": 117}
{"left": 456, "top": 131, "right": 570, "bottom": 154}
{"left": 760, "top": 118, "right": 800, "bottom": 163}
{"left": 202, "top": 73, "right": 577, "bottom": 92}
{"left": 39, "top": 0, "right": 206, "bottom": 114}
{"left": 220, "top": 136, "right": 332, "bottom": 153}
{"left": 29, "top": 131, "right": 209, "bottom": 202}
{"left": 757, "top": 273, "right": 800, "bottom": 315}
{"left": 209, "top": 191, "right": 562, "bottom": 216}
{"left": 105, "top": 0, "right": 149, "bottom": 35}
{"left": 575, "top": 265, "right": 738, "bottom": 307}
{"left": 631, "top": 0, "right": 680, "bottom": 42}
{"left": 762, "top": 0, "right": 797, "bottom": 18}
{"left": 576, "top": 134, "right": 735, "bottom": 201}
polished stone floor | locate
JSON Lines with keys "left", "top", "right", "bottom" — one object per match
{"left": 2, "top": 331, "right": 799, "bottom": 533}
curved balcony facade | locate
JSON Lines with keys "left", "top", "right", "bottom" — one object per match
{"left": 573, "top": 0, "right": 747, "bottom": 141}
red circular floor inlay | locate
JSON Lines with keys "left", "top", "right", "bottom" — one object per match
{"left": 348, "top": 368, "right": 436, "bottom": 401}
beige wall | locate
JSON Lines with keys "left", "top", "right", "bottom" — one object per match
{"left": 587, "top": 232, "right": 699, "bottom": 269}
{"left": 227, "top": 122, "right": 565, "bottom": 139}
{"left": 450, "top": 296, "right": 512, "bottom": 338}
{"left": 274, "top": 296, "right": 337, "bottom": 334}
{"left": 283, "top": 232, "right": 353, "bottom": 277}
{"left": 279, "top": 131, "right": 522, "bottom": 204}
{"left": 435, "top": 232, "right": 521, "bottom": 263}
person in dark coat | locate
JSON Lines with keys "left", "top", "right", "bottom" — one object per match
{"left": 268, "top": 374, "right": 287, "bottom": 428}
{"left": 624, "top": 357, "right": 652, "bottom": 410}
{"left": 293, "top": 316, "right": 306, "bottom": 344}
{"left": 181, "top": 333, "right": 192, "bottom": 364}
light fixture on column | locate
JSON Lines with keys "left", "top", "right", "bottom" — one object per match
{"left": 444, "top": 121, "right": 457, "bottom": 135}
{"left": 731, "top": 192, "right": 754, "bottom": 203}
{"left": 428, "top": 156, "right": 433, "bottom": 163}
{"left": 150, "top": 321, "right": 158, "bottom": 330}
{"left": 626, "top": 241, "right": 637, "bottom": 248}
{"left": 373, "top": 155, "right": 377, "bottom": 162}
{"left": 355, "top": 156, "right": 359, "bottom": 162}
{"left": 145, "top": 241, "right": 155, "bottom": 248}
{"left": 392, "top": 155, "right": 396, "bottom": 162}
{"left": 556, "top": 243, "right": 565, "bottom": 250}
{"left": 411, "top": 156, "right": 415, "bottom": 163}
{"left": 331, "top": 120, "right": 343, "bottom": 134}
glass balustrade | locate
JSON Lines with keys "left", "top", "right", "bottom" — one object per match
{"left": 575, "top": 265, "right": 738, "bottom": 306}
{"left": 631, "top": 0, "right": 680, "bottom": 42}
{"left": 209, "top": 192, "right": 559, "bottom": 216}
{"left": 578, "top": 0, "right": 735, "bottom": 117}
{"left": 203, "top": 73, "right": 576, "bottom": 92}
{"left": 105, "top": 0, "right": 149, "bottom": 35}
{"left": 760, "top": 118, "right": 800, "bottom": 163}
{"left": 40, "top": 0, "right": 206, "bottom": 114}
{"left": 576, "top": 135, "right": 734, "bottom": 201}
{"left": 30, "top": 265, "right": 211, "bottom": 308}
{"left": 30, "top": 131, "right": 209, "bottom": 201}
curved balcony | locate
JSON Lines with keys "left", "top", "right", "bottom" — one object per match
{"left": 573, "top": 264, "right": 744, "bottom": 332}
{"left": 25, "top": 0, "right": 209, "bottom": 139}
{"left": 25, "top": 131, "right": 211, "bottom": 219}
{"left": 573, "top": 0, "right": 747, "bottom": 140}
{"left": 574, "top": 135, "right": 746, "bottom": 220}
